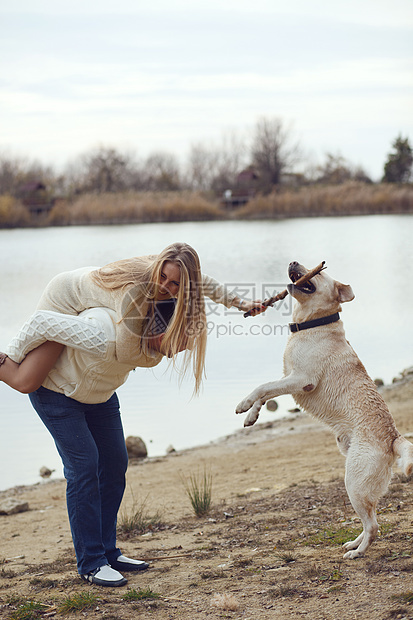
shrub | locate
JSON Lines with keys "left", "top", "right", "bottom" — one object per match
{"left": 118, "top": 494, "right": 164, "bottom": 537}
{"left": 181, "top": 467, "right": 213, "bottom": 517}
{"left": 58, "top": 591, "right": 98, "bottom": 614}
{"left": 123, "top": 588, "right": 160, "bottom": 601}
{"left": 0, "top": 195, "right": 30, "bottom": 227}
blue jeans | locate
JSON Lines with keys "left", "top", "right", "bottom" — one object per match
{"left": 29, "top": 387, "right": 128, "bottom": 574}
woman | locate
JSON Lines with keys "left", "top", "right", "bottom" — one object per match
{"left": 0, "top": 242, "right": 264, "bottom": 587}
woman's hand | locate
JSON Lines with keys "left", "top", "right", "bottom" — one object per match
{"left": 238, "top": 300, "right": 267, "bottom": 317}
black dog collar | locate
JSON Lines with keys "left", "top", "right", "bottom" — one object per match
{"left": 289, "top": 312, "right": 340, "bottom": 333}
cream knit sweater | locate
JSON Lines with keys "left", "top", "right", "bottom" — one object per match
{"left": 18, "top": 264, "right": 238, "bottom": 404}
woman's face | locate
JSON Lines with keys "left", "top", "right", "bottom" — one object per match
{"left": 156, "top": 260, "right": 181, "bottom": 299}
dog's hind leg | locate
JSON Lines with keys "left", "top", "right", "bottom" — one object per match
{"left": 342, "top": 447, "right": 392, "bottom": 559}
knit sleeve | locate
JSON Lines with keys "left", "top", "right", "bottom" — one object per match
{"left": 202, "top": 274, "right": 238, "bottom": 309}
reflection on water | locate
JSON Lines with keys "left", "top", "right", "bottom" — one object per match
{"left": 0, "top": 215, "right": 412, "bottom": 490}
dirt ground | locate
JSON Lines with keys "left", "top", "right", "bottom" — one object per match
{"left": 0, "top": 375, "right": 412, "bottom": 620}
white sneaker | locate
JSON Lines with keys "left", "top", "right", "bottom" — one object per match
{"left": 81, "top": 564, "right": 127, "bottom": 587}
{"left": 110, "top": 554, "right": 149, "bottom": 572}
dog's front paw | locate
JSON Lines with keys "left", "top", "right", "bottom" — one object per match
{"left": 236, "top": 393, "right": 257, "bottom": 414}
{"left": 244, "top": 403, "right": 262, "bottom": 427}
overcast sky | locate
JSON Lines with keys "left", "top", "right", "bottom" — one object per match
{"left": 1, "top": 0, "right": 412, "bottom": 181}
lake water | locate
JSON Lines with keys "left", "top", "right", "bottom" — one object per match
{"left": 1, "top": 215, "right": 412, "bottom": 491}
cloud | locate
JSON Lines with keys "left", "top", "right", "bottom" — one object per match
{"left": 0, "top": 0, "right": 412, "bottom": 179}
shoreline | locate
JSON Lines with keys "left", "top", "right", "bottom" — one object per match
{"left": 1, "top": 368, "right": 411, "bottom": 500}
{"left": 4, "top": 208, "right": 413, "bottom": 230}
{"left": 0, "top": 408, "right": 306, "bottom": 499}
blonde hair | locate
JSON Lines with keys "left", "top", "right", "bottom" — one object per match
{"left": 91, "top": 242, "right": 207, "bottom": 394}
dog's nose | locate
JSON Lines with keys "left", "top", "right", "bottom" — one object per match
{"left": 289, "top": 261, "right": 299, "bottom": 269}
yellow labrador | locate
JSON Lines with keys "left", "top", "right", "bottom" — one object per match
{"left": 236, "top": 261, "right": 413, "bottom": 559}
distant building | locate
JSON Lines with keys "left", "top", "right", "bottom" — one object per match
{"left": 18, "top": 181, "right": 54, "bottom": 216}
{"left": 222, "top": 166, "right": 260, "bottom": 208}
{"left": 279, "top": 172, "right": 306, "bottom": 187}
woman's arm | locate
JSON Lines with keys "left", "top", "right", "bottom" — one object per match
{"left": 202, "top": 274, "right": 266, "bottom": 316}
{"left": 0, "top": 342, "right": 64, "bottom": 394}
{"left": 231, "top": 298, "right": 266, "bottom": 316}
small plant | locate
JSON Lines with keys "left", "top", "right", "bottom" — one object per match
{"left": 200, "top": 568, "right": 226, "bottom": 580}
{"left": 277, "top": 551, "right": 298, "bottom": 564}
{"left": 9, "top": 600, "right": 48, "bottom": 620}
{"left": 210, "top": 592, "right": 239, "bottom": 611}
{"left": 123, "top": 588, "right": 160, "bottom": 601}
{"left": 276, "top": 585, "right": 300, "bottom": 598}
{"left": 118, "top": 494, "right": 164, "bottom": 536}
{"left": 400, "top": 562, "right": 413, "bottom": 573}
{"left": 233, "top": 557, "right": 253, "bottom": 568}
{"left": 269, "top": 584, "right": 310, "bottom": 599}
{"left": 391, "top": 591, "right": 413, "bottom": 604}
{"left": 387, "top": 550, "right": 411, "bottom": 561}
{"left": 58, "top": 592, "right": 98, "bottom": 614}
{"left": 306, "top": 525, "right": 362, "bottom": 546}
{"left": 181, "top": 466, "right": 213, "bottom": 517}
{"left": 0, "top": 566, "right": 17, "bottom": 578}
{"left": 320, "top": 567, "right": 343, "bottom": 582}
{"left": 303, "top": 563, "right": 323, "bottom": 579}
{"left": 6, "top": 595, "right": 26, "bottom": 607}
{"left": 29, "top": 577, "right": 58, "bottom": 589}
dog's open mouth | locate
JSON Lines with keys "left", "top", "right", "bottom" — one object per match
{"left": 288, "top": 265, "right": 316, "bottom": 294}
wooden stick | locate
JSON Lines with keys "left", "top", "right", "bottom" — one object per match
{"left": 244, "top": 261, "right": 326, "bottom": 317}
{"left": 141, "top": 553, "right": 194, "bottom": 561}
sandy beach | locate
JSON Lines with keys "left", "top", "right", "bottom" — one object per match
{"left": 0, "top": 372, "right": 412, "bottom": 619}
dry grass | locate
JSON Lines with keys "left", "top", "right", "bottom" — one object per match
{"left": 48, "top": 191, "right": 225, "bottom": 226}
{"left": 210, "top": 592, "right": 240, "bottom": 610}
{"left": 117, "top": 495, "right": 164, "bottom": 538}
{"left": 235, "top": 182, "right": 413, "bottom": 218}
{"left": 181, "top": 467, "right": 213, "bottom": 518}
{"left": 1, "top": 183, "right": 412, "bottom": 228}
{"left": 0, "top": 195, "right": 31, "bottom": 227}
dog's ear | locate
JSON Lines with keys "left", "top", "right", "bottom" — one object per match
{"left": 337, "top": 283, "right": 355, "bottom": 303}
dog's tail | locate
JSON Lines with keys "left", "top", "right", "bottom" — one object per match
{"left": 393, "top": 435, "right": 413, "bottom": 477}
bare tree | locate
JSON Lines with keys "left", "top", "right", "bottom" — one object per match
{"left": 66, "top": 146, "right": 137, "bottom": 194}
{"left": 251, "top": 117, "right": 301, "bottom": 193}
{"left": 210, "top": 131, "right": 247, "bottom": 194}
{"left": 312, "top": 153, "right": 372, "bottom": 184}
{"left": 186, "top": 143, "right": 218, "bottom": 191}
{"left": 0, "top": 153, "right": 24, "bottom": 195}
{"left": 186, "top": 131, "right": 247, "bottom": 193}
{"left": 0, "top": 151, "right": 55, "bottom": 196}
{"left": 141, "top": 152, "right": 182, "bottom": 191}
